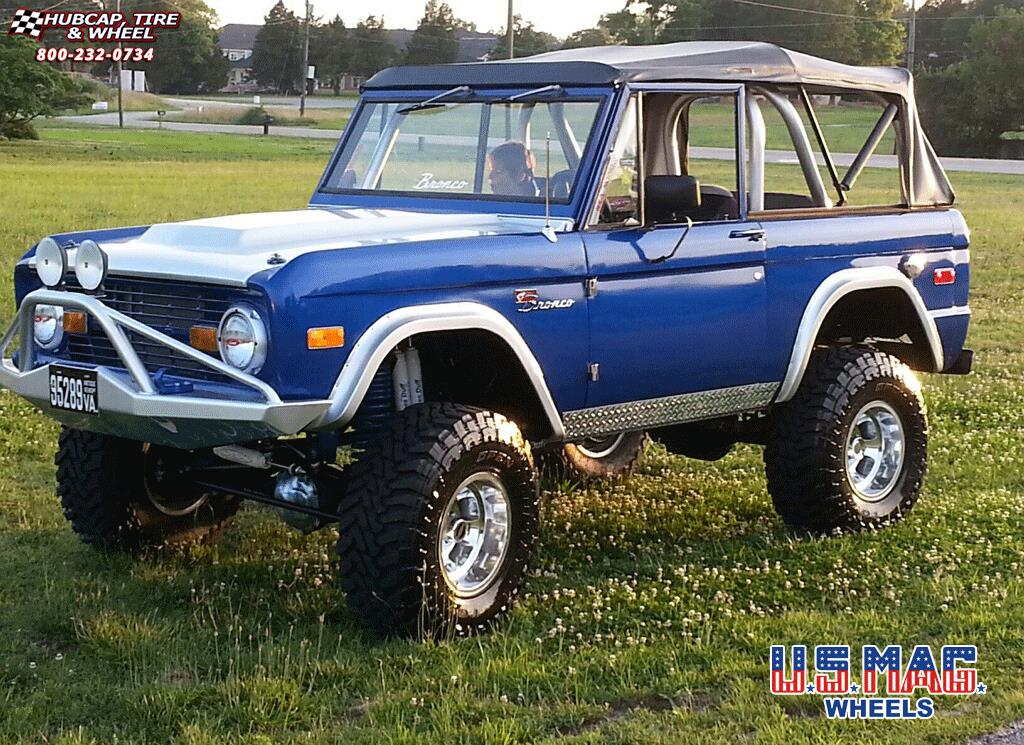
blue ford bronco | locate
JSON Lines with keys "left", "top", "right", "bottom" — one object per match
{"left": 1, "top": 42, "right": 971, "bottom": 636}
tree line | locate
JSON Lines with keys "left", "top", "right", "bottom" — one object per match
{"left": 914, "top": 0, "right": 1024, "bottom": 156}
{"left": 251, "top": 1, "right": 479, "bottom": 95}
{"left": 582, "top": 0, "right": 1023, "bottom": 155}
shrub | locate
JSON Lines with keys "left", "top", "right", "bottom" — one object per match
{"left": 0, "top": 36, "right": 90, "bottom": 139}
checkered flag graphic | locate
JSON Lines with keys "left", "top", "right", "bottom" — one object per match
{"left": 8, "top": 8, "right": 44, "bottom": 39}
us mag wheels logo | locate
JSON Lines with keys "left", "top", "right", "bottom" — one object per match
{"left": 770, "top": 644, "right": 985, "bottom": 719}
{"left": 514, "top": 289, "right": 575, "bottom": 313}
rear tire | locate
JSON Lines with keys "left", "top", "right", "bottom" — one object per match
{"left": 56, "top": 427, "right": 240, "bottom": 552}
{"left": 764, "top": 346, "right": 927, "bottom": 532}
{"left": 336, "top": 403, "right": 538, "bottom": 637}
{"left": 550, "top": 432, "right": 647, "bottom": 481}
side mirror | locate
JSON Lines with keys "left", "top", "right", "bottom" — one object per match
{"left": 644, "top": 175, "right": 701, "bottom": 227}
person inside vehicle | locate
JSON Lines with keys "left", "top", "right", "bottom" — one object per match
{"left": 488, "top": 142, "right": 540, "bottom": 197}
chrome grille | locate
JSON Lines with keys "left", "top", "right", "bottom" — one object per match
{"left": 61, "top": 276, "right": 263, "bottom": 384}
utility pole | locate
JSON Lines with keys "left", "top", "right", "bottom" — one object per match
{"left": 506, "top": 0, "right": 514, "bottom": 60}
{"left": 906, "top": 0, "right": 917, "bottom": 71}
{"left": 300, "top": 0, "right": 311, "bottom": 117}
{"left": 116, "top": 0, "right": 123, "bottom": 128}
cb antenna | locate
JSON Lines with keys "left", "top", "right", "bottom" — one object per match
{"left": 542, "top": 131, "right": 557, "bottom": 242}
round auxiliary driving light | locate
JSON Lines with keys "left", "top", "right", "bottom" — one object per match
{"left": 33, "top": 304, "right": 64, "bottom": 350}
{"left": 74, "top": 240, "right": 108, "bottom": 291}
{"left": 217, "top": 306, "right": 268, "bottom": 374}
{"left": 35, "top": 237, "right": 67, "bottom": 288}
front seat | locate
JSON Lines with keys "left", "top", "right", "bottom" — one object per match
{"left": 697, "top": 184, "right": 738, "bottom": 221}
{"left": 644, "top": 175, "right": 738, "bottom": 224}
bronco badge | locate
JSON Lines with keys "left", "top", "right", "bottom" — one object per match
{"left": 514, "top": 289, "right": 576, "bottom": 313}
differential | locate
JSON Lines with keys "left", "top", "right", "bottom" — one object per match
{"left": 272, "top": 471, "right": 322, "bottom": 533}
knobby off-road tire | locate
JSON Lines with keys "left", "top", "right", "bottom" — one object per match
{"left": 764, "top": 346, "right": 928, "bottom": 532}
{"left": 56, "top": 427, "right": 240, "bottom": 552}
{"left": 546, "top": 432, "right": 648, "bottom": 482}
{"left": 336, "top": 403, "right": 539, "bottom": 638}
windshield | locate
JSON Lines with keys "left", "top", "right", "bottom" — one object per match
{"left": 322, "top": 98, "right": 604, "bottom": 203}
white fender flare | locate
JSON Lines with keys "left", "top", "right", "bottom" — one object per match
{"left": 775, "top": 267, "right": 945, "bottom": 403}
{"left": 310, "top": 302, "right": 565, "bottom": 438}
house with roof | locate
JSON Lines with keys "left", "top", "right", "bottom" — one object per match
{"left": 220, "top": 23, "right": 260, "bottom": 61}
{"left": 218, "top": 24, "right": 261, "bottom": 91}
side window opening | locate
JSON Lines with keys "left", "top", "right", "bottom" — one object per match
{"left": 751, "top": 87, "right": 905, "bottom": 212}
{"left": 671, "top": 95, "right": 741, "bottom": 222}
{"left": 591, "top": 91, "right": 741, "bottom": 228}
{"left": 754, "top": 90, "right": 832, "bottom": 211}
{"left": 827, "top": 93, "right": 904, "bottom": 207}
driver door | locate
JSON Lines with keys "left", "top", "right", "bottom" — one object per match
{"left": 581, "top": 87, "right": 771, "bottom": 412}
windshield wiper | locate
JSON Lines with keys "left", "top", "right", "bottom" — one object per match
{"left": 396, "top": 85, "right": 473, "bottom": 115}
{"left": 497, "top": 85, "right": 565, "bottom": 104}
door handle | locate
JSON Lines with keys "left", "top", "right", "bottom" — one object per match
{"left": 729, "top": 228, "right": 765, "bottom": 241}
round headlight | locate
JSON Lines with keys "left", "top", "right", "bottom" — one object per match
{"left": 74, "top": 240, "right": 108, "bottom": 291}
{"left": 33, "top": 304, "right": 64, "bottom": 350}
{"left": 35, "top": 237, "right": 67, "bottom": 288}
{"left": 218, "top": 306, "right": 268, "bottom": 374}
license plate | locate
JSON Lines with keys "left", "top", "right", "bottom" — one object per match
{"left": 48, "top": 365, "right": 99, "bottom": 415}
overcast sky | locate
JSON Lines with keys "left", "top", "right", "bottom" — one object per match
{"left": 204, "top": 0, "right": 628, "bottom": 38}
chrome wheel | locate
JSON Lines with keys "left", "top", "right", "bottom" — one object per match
{"left": 845, "top": 401, "right": 905, "bottom": 502}
{"left": 576, "top": 433, "right": 625, "bottom": 459}
{"left": 437, "top": 472, "right": 511, "bottom": 597}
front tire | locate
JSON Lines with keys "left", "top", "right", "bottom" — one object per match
{"left": 56, "top": 427, "right": 240, "bottom": 552}
{"left": 336, "top": 403, "right": 538, "bottom": 637}
{"left": 764, "top": 346, "right": 927, "bottom": 532}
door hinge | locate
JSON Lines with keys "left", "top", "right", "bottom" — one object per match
{"left": 585, "top": 277, "right": 599, "bottom": 298}
{"left": 587, "top": 362, "right": 600, "bottom": 382}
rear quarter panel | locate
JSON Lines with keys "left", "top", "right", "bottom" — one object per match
{"left": 762, "top": 209, "right": 970, "bottom": 379}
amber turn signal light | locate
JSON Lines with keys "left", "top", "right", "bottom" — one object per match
{"left": 62, "top": 311, "right": 88, "bottom": 334}
{"left": 189, "top": 326, "right": 219, "bottom": 353}
{"left": 307, "top": 326, "right": 345, "bottom": 349}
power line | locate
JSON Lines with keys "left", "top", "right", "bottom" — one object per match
{"left": 724, "top": 0, "right": 901, "bottom": 22}
{"left": 723, "top": 0, "right": 1005, "bottom": 24}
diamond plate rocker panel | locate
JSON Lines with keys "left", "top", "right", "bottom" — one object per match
{"left": 563, "top": 382, "right": 780, "bottom": 439}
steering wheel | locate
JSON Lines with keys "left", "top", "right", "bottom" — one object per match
{"left": 546, "top": 169, "right": 575, "bottom": 200}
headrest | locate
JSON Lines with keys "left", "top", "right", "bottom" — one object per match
{"left": 645, "top": 175, "right": 701, "bottom": 224}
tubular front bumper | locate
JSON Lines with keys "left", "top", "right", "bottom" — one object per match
{"left": 0, "top": 289, "right": 330, "bottom": 449}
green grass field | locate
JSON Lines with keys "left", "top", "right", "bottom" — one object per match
{"left": 67, "top": 87, "right": 178, "bottom": 117}
{"left": 0, "top": 128, "right": 1022, "bottom": 744}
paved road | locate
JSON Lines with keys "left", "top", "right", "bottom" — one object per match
{"left": 971, "top": 721, "right": 1024, "bottom": 745}
{"left": 165, "top": 95, "right": 357, "bottom": 110}
{"left": 690, "top": 146, "right": 1024, "bottom": 176}
{"left": 57, "top": 112, "right": 1024, "bottom": 175}
{"left": 59, "top": 111, "right": 343, "bottom": 138}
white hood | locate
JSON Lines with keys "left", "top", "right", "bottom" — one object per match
{"left": 76, "top": 208, "right": 568, "bottom": 286}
